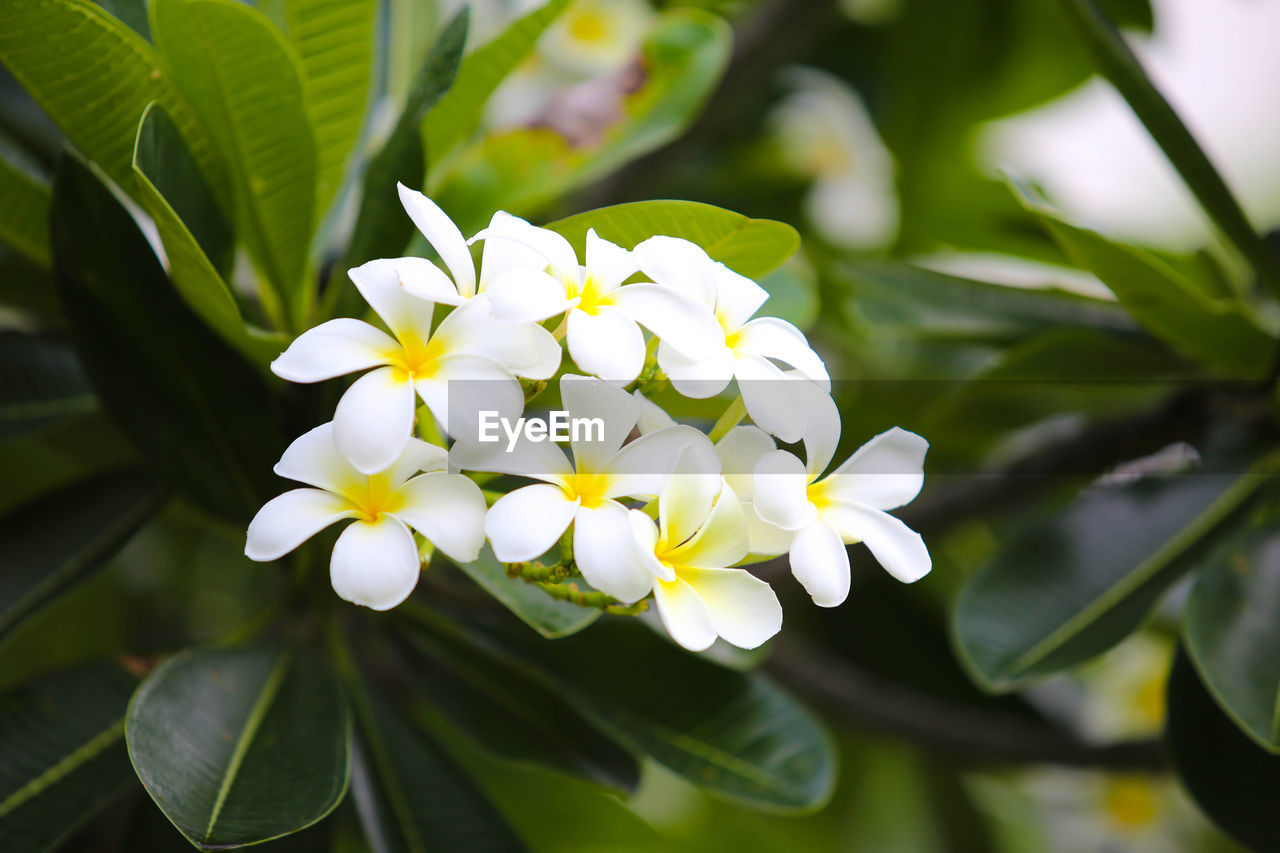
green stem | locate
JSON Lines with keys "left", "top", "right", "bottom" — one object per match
{"left": 708, "top": 395, "right": 747, "bottom": 443}
{"left": 506, "top": 561, "right": 572, "bottom": 582}
{"left": 534, "top": 581, "right": 649, "bottom": 615}
{"left": 1054, "top": 0, "right": 1280, "bottom": 298}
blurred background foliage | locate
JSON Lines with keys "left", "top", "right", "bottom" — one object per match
{"left": 3, "top": 0, "right": 1280, "bottom": 850}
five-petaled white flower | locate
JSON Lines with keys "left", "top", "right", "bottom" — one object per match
{"left": 632, "top": 235, "right": 830, "bottom": 442}
{"left": 628, "top": 464, "right": 782, "bottom": 652}
{"left": 245, "top": 423, "right": 486, "bottom": 611}
{"left": 748, "top": 393, "right": 930, "bottom": 606}
{"left": 271, "top": 257, "right": 552, "bottom": 474}
{"left": 451, "top": 375, "right": 712, "bottom": 603}
{"left": 466, "top": 214, "right": 723, "bottom": 383}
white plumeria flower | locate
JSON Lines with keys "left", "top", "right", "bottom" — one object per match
{"left": 631, "top": 235, "right": 830, "bottom": 442}
{"left": 628, "top": 469, "right": 782, "bottom": 652}
{"left": 271, "top": 256, "right": 548, "bottom": 474}
{"left": 538, "top": 0, "right": 653, "bottom": 77}
{"left": 751, "top": 393, "right": 930, "bottom": 606}
{"left": 471, "top": 214, "right": 723, "bottom": 384}
{"left": 714, "top": 425, "right": 795, "bottom": 557}
{"left": 245, "top": 423, "right": 486, "bottom": 611}
{"left": 451, "top": 375, "right": 712, "bottom": 603}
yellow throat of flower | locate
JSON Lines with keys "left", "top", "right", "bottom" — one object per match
{"left": 345, "top": 472, "right": 405, "bottom": 523}
{"left": 562, "top": 469, "right": 614, "bottom": 509}
{"left": 388, "top": 331, "right": 444, "bottom": 382}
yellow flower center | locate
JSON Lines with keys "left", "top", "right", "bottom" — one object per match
{"left": 568, "top": 10, "right": 607, "bottom": 43}
{"left": 388, "top": 331, "right": 444, "bottom": 382}
{"left": 806, "top": 477, "right": 834, "bottom": 510}
{"left": 344, "top": 472, "right": 405, "bottom": 522}
{"left": 1102, "top": 777, "right": 1158, "bottom": 831}
{"left": 562, "top": 470, "right": 614, "bottom": 509}
{"left": 566, "top": 271, "right": 610, "bottom": 316}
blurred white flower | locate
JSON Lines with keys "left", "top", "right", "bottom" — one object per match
{"left": 769, "top": 67, "right": 899, "bottom": 251}
{"left": 538, "top": 0, "right": 652, "bottom": 77}
{"left": 629, "top": 472, "right": 782, "bottom": 651}
{"left": 245, "top": 423, "right": 486, "bottom": 610}
{"left": 632, "top": 235, "right": 830, "bottom": 441}
{"left": 981, "top": 0, "right": 1280, "bottom": 249}
{"left": 452, "top": 375, "right": 712, "bottom": 602}
{"left": 752, "top": 393, "right": 929, "bottom": 606}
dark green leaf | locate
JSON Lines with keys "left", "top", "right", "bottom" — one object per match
{"left": 0, "top": 468, "right": 162, "bottom": 644}
{"left": 0, "top": 0, "right": 226, "bottom": 206}
{"left": 0, "top": 411, "right": 136, "bottom": 516}
{"left": 450, "top": 548, "right": 599, "bottom": 639}
{"left": 1184, "top": 515, "right": 1280, "bottom": 751}
{"left": 0, "top": 135, "right": 49, "bottom": 265}
{"left": 0, "top": 332, "right": 94, "bottom": 439}
{"left": 132, "top": 103, "right": 286, "bottom": 366}
{"left": 127, "top": 645, "right": 351, "bottom": 850}
{"left": 1013, "top": 182, "right": 1275, "bottom": 376}
{"left": 474, "top": 616, "right": 836, "bottom": 812}
{"left": 0, "top": 664, "right": 138, "bottom": 851}
{"left": 1166, "top": 649, "right": 1280, "bottom": 851}
{"left": 151, "top": 0, "right": 317, "bottom": 322}
{"left": 0, "top": 245, "right": 58, "bottom": 318}
{"left": 96, "top": 0, "right": 152, "bottom": 40}
{"left": 333, "top": 7, "right": 468, "bottom": 317}
{"left": 392, "top": 610, "right": 639, "bottom": 792}
{"left": 422, "top": 0, "right": 569, "bottom": 167}
{"left": 954, "top": 428, "right": 1270, "bottom": 691}
{"left": 347, "top": 683, "right": 527, "bottom": 853}
{"left": 547, "top": 200, "right": 799, "bottom": 280}
{"left": 51, "top": 152, "right": 288, "bottom": 521}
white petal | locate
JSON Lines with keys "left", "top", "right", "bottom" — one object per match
{"left": 485, "top": 483, "right": 578, "bottom": 562}
{"left": 395, "top": 472, "right": 487, "bottom": 562}
{"left": 632, "top": 235, "right": 716, "bottom": 308}
{"left": 826, "top": 427, "right": 928, "bottom": 511}
{"left": 606, "top": 425, "right": 714, "bottom": 500}
{"left": 628, "top": 508, "right": 675, "bottom": 582}
{"left": 751, "top": 450, "right": 816, "bottom": 531}
{"left": 633, "top": 390, "right": 677, "bottom": 434}
{"left": 449, "top": 429, "right": 573, "bottom": 486}
{"left": 732, "top": 317, "right": 830, "bottom": 388}
{"left": 395, "top": 257, "right": 465, "bottom": 306}
{"left": 797, "top": 388, "right": 841, "bottom": 479}
{"left": 433, "top": 296, "right": 552, "bottom": 378}
{"left": 416, "top": 354, "right": 523, "bottom": 439}
{"left": 566, "top": 308, "right": 645, "bottom": 384}
{"left": 573, "top": 502, "right": 655, "bottom": 604}
{"left": 669, "top": 481, "right": 749, "bottom": 569}
{"left": 271, "top": 319, "right": 395, "bottom": 383}
{"left": 712, "top": 264, "right": 769, "bottom": 332}
{"left": 477, "top": 210, "right": 555, "bottom": 286}
{"left": 656, "top": 340, "right": 735, "bottom": 399}
{"left": 734, "top": 354, "right": 815, "bottom": 444}
{"left": 476, "top": 211, "right": 579, "bottom": 282}
{"left": 788, "top": 517, "right": 851, "bottom": 607}
{"left": 584, "top": 228, "right": 635, "bottom": 292}
{"left": 657, "top": 459, "right": 721, "bottom": 552}
{"left": 348, "top": 258, "right": 437, "bottom": 342}
{"left": 679, "top": 566, "right": 782, "bottom": 650}
{"left": 608, "top": 283, "right": 724, "bottom": 359}
{"left": 525, "top": 324, "right": 564, "bottom": 381}
{"left": 653, "top": 577, "right": 717, "bottom": 651}
{"left": 745, "top": 504, "right": 793, "bottom": 556}
{"left": 245, "top": 489, "right": 355, "bottom": 561}
{"left": 560, "top": 373, "right": 640, "bottom": 470}
{"left": 397, "top": 184, "right": 476, "bottom": 297}
{"left": 714, "top": 425, "right": 775, "bottom": 499}
{"left": 484, "top": 268, "right": 574, "bottom": 323}
{"left": 824, "top": 502, "right": 931, "bottom": 583}
{"left": 329, "top": 515, "right": 421, "bottom": 610}
{"left": 388, "top": 438, "right": 449, "bottom": 488}
{"left": 333, "top": 365, "right": 417, "bottom": 475}
{"left": 274, "top": 422, "right": 362, "bottom": 494}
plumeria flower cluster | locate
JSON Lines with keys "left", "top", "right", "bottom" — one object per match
{"left": 245, "top": 186, "right": 933, "bottom": 650}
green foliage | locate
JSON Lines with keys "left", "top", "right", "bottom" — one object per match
{"left": 0, "top": 137, "right": 49, "bottom": 265}
{"left": 0, "top": 331, "right": 93, "bottom": 439}
{"left": 450, "top": 549, "right": 600, "bottom": 639}
{"left": 0, "top": 664, "right": 138, "bottom": 851}
{"left": 127, "top": 645, "right": 352, "bottom": 849}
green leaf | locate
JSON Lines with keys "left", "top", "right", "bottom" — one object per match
{"left": 478, "top": 617, "right": 836, "bottom": 812}
{"left": 392, "top": 609, "right": 639, "bottom": 792}
{"left": 1165, "top": 649, "right": 1280, "bottom": 851}
{"left": 548, "top": 201, "right": 799, "bottom": 280}
{"left": 132, "top": 104, "right": 286, "bottom": 367}
{"left": 0, "top": 468, "right": 162, "bottom": 644}
{"left": 954, "top": 428, "right": 1271, "bottom": 691}
{"left": 346, "top": 679, "right": 527, "bottom": 853}
{"left": 1012, "top": 183, "right": 1276, "bottom": 376}
{"left": 0, "top": 245, "right": 58, "bottom": 318}
{"left": 334, "top": 6, "right": 468, "bottom": 315}
{"left": 422, "top": 0, "right": 569, "bottom": 167}
{"left": 262, "top": 0, "right": 375, "bottom": 216}
{"left": 1184, "top": 516, "right": 1280, "bottom": 752}
{"left": 0, "top": 137, "right": 49, "bottom": 265}
{"left": 0, "top": 412, "right": 136, "bottom": 516}
{"left": 150, "top": 0, "right": 317, "bottom": 322}
{"left": 51, "top": 152, "right": 288, "bottom": 521}
{"left": 0, "top": 0, "right": 225, "bottom": 204}
{"left": 127, "top": 645, "right": 352, "bottom": 850}
{"left": 96, "top": 0, "right": 152, "bottom": 40}
{"left": 450, "top": 548, "right": 600, "bottom": 639}
{"left": 0, "top": 331, "right": 94, "bottom": 439}
{"left": 0, "top": 664, "right": 138, "bottom": 852}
